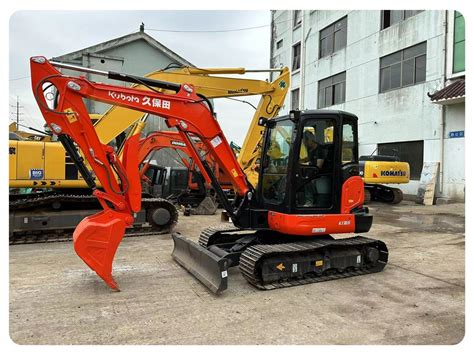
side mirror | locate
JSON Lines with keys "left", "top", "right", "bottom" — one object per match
{"left": 289, "top": 110, "right": 300, "bottom": 123}
{"left": 258, "top": 117, "right": 268, "bottom": 127}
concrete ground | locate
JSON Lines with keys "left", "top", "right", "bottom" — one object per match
{"left": 9, "top": 201, "right": 465, "bottom": 345}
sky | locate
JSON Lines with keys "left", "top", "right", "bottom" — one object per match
{"left": 9, "top": 10, "right": 274, "bottom": 145}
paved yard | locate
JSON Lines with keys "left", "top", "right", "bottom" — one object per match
{"left": 9, "top": 201, "right": 465, "bottom": 344}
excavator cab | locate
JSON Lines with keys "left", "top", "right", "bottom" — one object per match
{"left": 258, "top": 110, "right": 359, "bottom": 214}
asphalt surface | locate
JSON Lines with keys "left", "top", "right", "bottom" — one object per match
{"left": 9, "top": 201, "right": 465, "bottom": 344}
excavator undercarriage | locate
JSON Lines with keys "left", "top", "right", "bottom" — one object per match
{"left": 173, "top": 220, "right": 388, "bottom": 293}
{"left": 10, "top": 192, "right": 177, "bottom": 244}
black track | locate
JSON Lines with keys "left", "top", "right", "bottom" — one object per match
{"left": 10, "top": 227, "right": 163, "bottom": 245}
{"left": 10, "top": 194, "right": 178, "bottom": 245}
{"left": 239, "top": 236, "right": 388, "bottom": 290}
{"left": 198, "top": 225, "right": 388, "bottom": 290}
{"left": 198, "top": 224, "right": 243, "bottom": 247}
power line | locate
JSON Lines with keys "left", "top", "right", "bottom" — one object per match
{"left": 144, "top": 16, "right": 298, "bottom": 34}
{"left": 145, "top": 23, "right": 270, "bottom": 33}
{"left": 8, "top": 17, "right": 296, "bottom": 82}
{"left": 145, "top": 18, "right": 293, "bottom": 33}
{"left": 10, "top": 96, "right": 24, "bottom": 127}
{"left": 9, "top": 75, "right": 30, "bottom": 81}
{"left": 20, "top": 106, "right": 38, "bottom": 128}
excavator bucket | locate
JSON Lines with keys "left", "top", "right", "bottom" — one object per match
{"left": 172, "top": 233, "right": 229, "bottom": 294}
{"left": 73, "top": 209, "right": 130, "bottom": 290}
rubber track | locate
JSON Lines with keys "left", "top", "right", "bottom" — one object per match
{"left": 239, "top": 237, "right": 388, "bottom": 290}
{"left": 10, "top": 195, "right": 178, "bottom": 245}
{"left": 198, "top": 224, "right": 241, "bottom": 247}
{"left": 9, "top": 227, "right": 161, "bottom": 245}
{"left": 10, "top": 193, "right": 175, "bottom": 211}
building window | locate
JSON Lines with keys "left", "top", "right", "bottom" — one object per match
{"left": 291, "top": 88, "right": 300, "bottom": 111}
{"left": 318, "top": 72, "right": 346, "bottom": 108}
{"left": 379, "top": 42, "right": 426, "bottom": 93}
{"left": 378, "top": 140, "right": 423, "bottom": 180}
{"left": 319, "top": 16, "right": 347, "bottom": 58}
{"left": 292, "top": 42, "right": 301, "bottom": 71}
{"left": 276, "top": 39, "right": 283, "bottom": 49}
{"left": 453, "top": 11, "right": 465, "bottom": 73}
{"left": 381, "top": 10, "right": 423, "bottom": 29}
{"left": 293, "top": 10, "right": 302, "bottom": 28}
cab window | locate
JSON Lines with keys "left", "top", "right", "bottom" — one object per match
{"left": 296, "top": 119, "right": 335, "bottom": 208}
{"left": 261, "top": 120, "right": 293, "bottom": 205}
{"left": 342, "top": 121, "right": 356, "bottom": 164}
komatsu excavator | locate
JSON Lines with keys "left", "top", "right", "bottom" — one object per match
{"left": 11, "top": 64, "right": 289, "bottom": 242}
{"left": 360, "top": 155, "right": 409, "bottom": 204}
{"left": 30, "top": 56, "right": 387, "bottom": 293}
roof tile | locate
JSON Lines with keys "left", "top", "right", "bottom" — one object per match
{"left": 429, "top": 79, "right": 465, "bottom": 102}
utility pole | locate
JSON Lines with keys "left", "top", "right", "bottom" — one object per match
{"left": 16, "top": 96, "right": 20, "bottom": 126}
{"left": 10, "top": 96, "right": 23, "bottom": 130}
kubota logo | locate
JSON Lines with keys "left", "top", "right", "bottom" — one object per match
{"left": 107, "top": 91, "right": 171, "bottom": 109}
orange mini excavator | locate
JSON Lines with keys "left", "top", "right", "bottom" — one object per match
{"left": 137, "top": 130, "right": 233, "bottom": 214}
{"left": 137, "top": 130, "right": 233, "bottom": 192}
{"left": 31, "top": 56, "right": 388, "bottom": 293}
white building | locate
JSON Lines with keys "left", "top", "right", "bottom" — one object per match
{"left": 53, "top": 24, "right": 196, "bottom": 168}
{"left": 270, "top": 10, "right": 465, "bottom": 202}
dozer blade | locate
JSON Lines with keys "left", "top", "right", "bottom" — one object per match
{"left": 172, "top": 233, "right": 229, "bottom": 294}
{"left": 73, "top": 209, "right": 130, "bottom": 291}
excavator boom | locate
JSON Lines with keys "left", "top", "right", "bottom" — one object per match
{"left": 31, "top": 56, "right": 251, "bottom": 290}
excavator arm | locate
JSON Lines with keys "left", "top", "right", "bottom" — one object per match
{"left": 91, "top": 65, "right": 289, "bottom": 188}
{"left": 93, "top": 66, "right": 288, "bottom": 146}
{"left": 31, "top": 56, "right": 251, "bottom": 290}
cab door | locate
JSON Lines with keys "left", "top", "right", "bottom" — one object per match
{"left": 259, "top": 118, "right": 295, "bottom": 212}
{"left": 294, "top": 117, "right": 337, "bottom": 211}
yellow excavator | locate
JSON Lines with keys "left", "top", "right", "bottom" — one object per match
{"left": 360, "top": 155, "right": 410, "bottom": 204}
{"left": 9, "top": 65, "right": 289, "bottom": 242}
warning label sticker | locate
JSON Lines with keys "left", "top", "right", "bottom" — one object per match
{"left": 210, "top": 135, "right": 222, "bottom": 148}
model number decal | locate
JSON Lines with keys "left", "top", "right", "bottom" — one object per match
{"left": 171, "top": 140, "right": 186, "bottom": 147}
{"left": 227, "top": 88, "right": 249, "bottom": 94}
{"left": 338, "top": 220, "right": 351, "bottom": 226}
